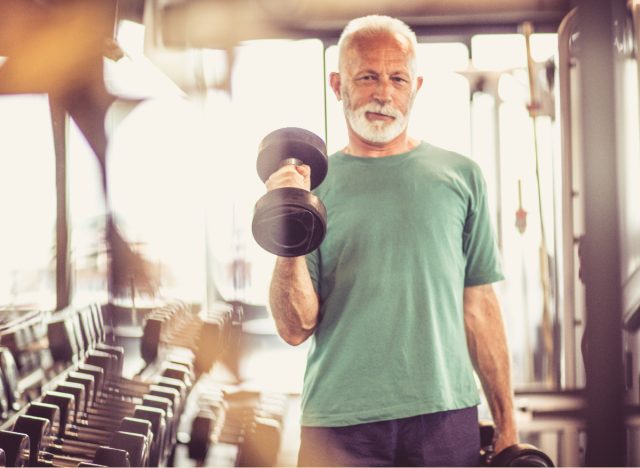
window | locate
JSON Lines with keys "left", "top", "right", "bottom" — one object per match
{"left": 0, "top": 95, "right": 56, "bottom": 310}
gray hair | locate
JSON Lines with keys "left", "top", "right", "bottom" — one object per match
{"left": 337, "top": 15, "right": 419, "bottom": 71}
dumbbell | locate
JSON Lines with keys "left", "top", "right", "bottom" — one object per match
{"left": 0, "top": 430, "right": 29, "bottom": 467}
{"left": 479, "top": 421, "right": 554, "bottom": 467}
{"left": 0, "top": 346, "right": 22, "bottom": 412}
{"left": 25, "top": 402, "right": 153, "bottom": 464}
{"left": 10, "top": 414, "right": 149, "bottom": 467}
{"left": 252, "top": 127, "right": 328, "bottom": 257}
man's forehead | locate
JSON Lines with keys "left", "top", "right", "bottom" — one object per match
{"left": 341, "top": 31, "right": 414, "bottom": 70}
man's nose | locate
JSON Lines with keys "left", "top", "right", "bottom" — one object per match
{"left": 372, "top": 77, "right": 393, "bottom": 103}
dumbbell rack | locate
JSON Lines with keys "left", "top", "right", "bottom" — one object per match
{"left": 0, "top": 301, "right": 200, "bottom": 467}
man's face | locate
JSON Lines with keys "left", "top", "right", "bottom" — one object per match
{"left": 338, "top": 32, "right": 422, "bottom": 144}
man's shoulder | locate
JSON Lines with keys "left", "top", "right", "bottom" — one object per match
{"left": 414, "top": 141, "right": 483, "bottom": 176}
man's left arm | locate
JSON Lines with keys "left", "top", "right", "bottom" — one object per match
{"left": 464, "top": 283, "right": 518, "bottom": 453}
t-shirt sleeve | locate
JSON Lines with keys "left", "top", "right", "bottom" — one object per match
{"left": 463, "top": 166, "right": 505, "bottom": 286}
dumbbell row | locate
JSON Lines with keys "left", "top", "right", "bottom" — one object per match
{"left": 52, "top": 357, "right": 191, "bottom": 463}
{"left": 1, "top": 300, "right": 222, "bottom": 467}
{"left": 0, "top": 353, "right": 192, "bottom": 467}
{"left": 141, "top": 303, "right": 199, "bottom": 363}
{"left": 141, "top": 304, "right": 238, "bottom": 377}
{"left": 0, "top": 429, "right": 136, "bottom": 467}
{"left": 188, "top": 388, "right": 287, "bottom": 467}
{"left": 14, "top": 414, "right": 150, "bottom": 466}
{"left": 0, "top": 314, "right": 195, "bottom": 467}
{"left": 46, "top": 301, "right": 195, "bottom": 404}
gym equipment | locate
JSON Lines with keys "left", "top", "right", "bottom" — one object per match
{"left": 489, "top": 444, "right": 556, "bottom": 467}
{"left": 480, "top": 421, "right": 554, "bottom": 467}
{"left": 0, "top": 430, "right": 29, "bottom": 467}
{"left": 9, "top": 414, "right": 148, "bottom": 467}
{"left": 187, "top": 388, "right": 286, "bottom": 467}
{"left": 24, "top": 402, "right": 153, "bottom": 464}
{"left": 252, "top": 127, "right": 328, "bottom": 257}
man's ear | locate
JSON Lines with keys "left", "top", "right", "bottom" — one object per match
{"left": 329, "top": 72, "right": 342, "bottom": 101}
{"left": 416, "top": 76, "right": 424, "bottom": 93}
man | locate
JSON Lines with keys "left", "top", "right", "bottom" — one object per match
{"left": 267, "top": 15, "right": 518, "bottom": 467}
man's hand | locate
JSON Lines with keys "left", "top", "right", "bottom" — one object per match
{"left": 493, "top": 426, "right": 519, "bottom": 454}
{"left": 266, "top": 164, "right": 311, "bottom": 191}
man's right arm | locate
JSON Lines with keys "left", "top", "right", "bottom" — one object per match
{"left": 270, "top": 256, "right": 319, "bottom": 346}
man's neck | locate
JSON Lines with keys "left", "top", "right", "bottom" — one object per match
{"left": 343, "top": 131, "right": 420, "bottom": 158}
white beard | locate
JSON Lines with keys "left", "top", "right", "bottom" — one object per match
{"left": 343, "top": 97, "right": 410, "bottom": 144}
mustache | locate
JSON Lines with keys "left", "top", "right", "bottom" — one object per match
{"left": 356, "top": 102, "right": 402, "bottom": 118}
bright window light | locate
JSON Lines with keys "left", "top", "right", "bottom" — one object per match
{"left": 106, "top": 19, "right": 184, "bottom": 99}
{"left": 472, "top": 34, "right": 527, "bottom": 70}
{"left": 416, "top": 42, "right": 469, "bottom": 71}
{"left": 0, "top": 95, "right": 56, "bottom": 309}
{"left": 107, "top": 97, "right": 208, "bottom": 302}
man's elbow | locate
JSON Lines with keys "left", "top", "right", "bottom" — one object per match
{"left": 276, "top": 325, "right": 313, "bottom": 346}
{"left": 276, "top": 322, "right": 315, "bottom": 346}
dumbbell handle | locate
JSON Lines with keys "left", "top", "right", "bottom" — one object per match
{"left": 281, "top": 157, "right": 303, "bottom": 167}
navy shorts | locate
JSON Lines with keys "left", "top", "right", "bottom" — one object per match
{"left": 297, "top": 406, "right": 480, "bottom": 467}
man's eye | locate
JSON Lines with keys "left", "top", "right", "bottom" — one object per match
{"left": 392, "top": 76, "right": 408, "bottom": 83}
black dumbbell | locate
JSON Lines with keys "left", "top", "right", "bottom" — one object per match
{"left": 479, "top": 421, "right": 554, "bottom": 467}
{"left": 486, "top": 444, "right": 555, "bottom": 467}
{"left": 188, "top": 408, "right": 223, "bottom": 463}
{"left": 0, "top": 430, "right": 30, "bottom": 467}
{"left": 91, "top": 445, "right": 131, "bottom": 467}
{"left": 252, "top": 127, "right": 328, "bottom": 257}
{"left": 0, "top": 346, "right": 22, "bottom": 412}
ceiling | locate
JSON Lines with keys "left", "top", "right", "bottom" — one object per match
{"left": 122, "top": 0, "right": 575, "bottom": 46}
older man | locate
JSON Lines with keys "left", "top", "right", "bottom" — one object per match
{"left": 267, "top": 15, "right": 517, "bottom": 467}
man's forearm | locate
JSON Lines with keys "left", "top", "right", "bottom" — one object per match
{"left": 270, "top": 256, "right": 319, "bottom": 346}
{"left": 464, "top": 285, "right": 518, "bottom": 451}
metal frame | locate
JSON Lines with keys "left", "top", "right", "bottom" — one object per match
{"left": 50, "top": 98, "right": 72, "bottom": 312}
{"left": 578, "top": 0, "right": 627, "bottom": 465}
{"left": 557, "top": 7, "right": 579, "bottom": 390}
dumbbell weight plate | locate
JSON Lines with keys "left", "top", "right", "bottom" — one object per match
{"left": 253, "top": 187, "right": 327, "bottom": 257}
{"left": 13, "top": 415, "right": 51, "bottom": 466}
{"left": 111, "top": 431, "right": 148, "bottom": 467}
{"left": 257, "top": 127, "right": 328, "bottom": 190}
{"left": 93, "top": 446, "right": 131, "bottom": 467}
{"left": 0, "top": 430, "right": 30, "bottom": 467}
{"left": 490, "top": 443, "right": 555, "bottom": 467}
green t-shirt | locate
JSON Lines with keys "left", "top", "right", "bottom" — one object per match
{"left": 302, "top": 141, "right": 504, "bottom": 427}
